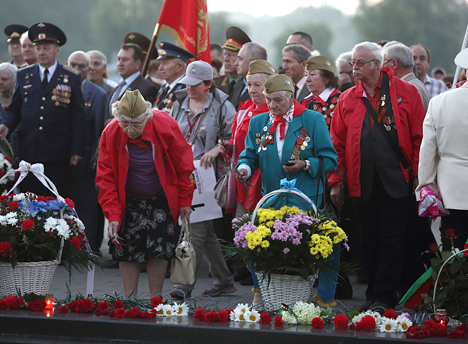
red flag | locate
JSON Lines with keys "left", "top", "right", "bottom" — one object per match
{"left": 156, "top": 0, "right": 211, "bottom": 63}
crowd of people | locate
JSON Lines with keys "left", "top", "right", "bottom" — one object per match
{"left": 0, "top": 21, "right": 467, "bottom": 311}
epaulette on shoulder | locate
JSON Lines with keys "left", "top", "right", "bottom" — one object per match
{"left": 63, "top": 65, "right": 80, "bottom": 75}
{"left": 18, "top": 64, "right": 34, "bottom": 72}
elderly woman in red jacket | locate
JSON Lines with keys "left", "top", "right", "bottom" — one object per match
{"left": 97, "top": 90, "right": 194, "bottom": 296}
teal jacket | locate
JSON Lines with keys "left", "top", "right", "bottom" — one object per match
{"left": 237, "top": 102, "right": 337, "bottom": 208}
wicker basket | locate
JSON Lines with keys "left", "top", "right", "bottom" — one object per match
{"left": 0, "top": 260, "right": 60, "bottom": 296}
{"left": 255, "top": 271, "right": 318, "bottom": 311}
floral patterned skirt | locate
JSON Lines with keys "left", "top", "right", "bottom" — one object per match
{"left": 109, "top": 194, "right": 175, "bottom": 263}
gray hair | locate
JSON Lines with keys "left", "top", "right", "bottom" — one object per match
{"left": 247, "top": 72, "right": 270, "bottom": 83}
{"left": 383, "top": 43, "right": 414, "bottom": 69}
{"left": 87, "top": 50, "right": 107, "bottom": 65}
{"left": 352, "top": 41, "right": 384, "bottom": 68}
{"left": 384, "top": 40, "right": 403, "bottom": 48}
{"left": 282, "top": 44, "right": 310, "bottom": 63}
{"left": 335, "top": 51, "right": 352, "bottom": 66}
{"left": 111, "top": 101, "right": 153, "bottom": 121}
{"left": 20, "top": 31, "right": 29, "bottom": 45}
{"left": 263, "top": 90, "right": 294, "bottom": 100}
{"left": 0, "top": 63, "right": 18, "bottom": 83}
{"left": 68, "top": 51, "right": 91, "bottom": 66}
{"left": 242, "top": 42, "right": 268, "bottom": 61}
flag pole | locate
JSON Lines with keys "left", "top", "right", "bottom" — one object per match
{"left": 142, "top": 23, "right": 161, "bottom": 77}
{"left": 452, "top": 24, "right": 468, "bottom": 88}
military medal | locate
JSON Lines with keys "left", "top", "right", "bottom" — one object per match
{"left": 290, "top": 129, "right": 309, "bottom": 160}
{"left": 386, "top": 125, "right": 391, "bottom": 131}
{"left": 305, "top": 136, "right": 310, "bottom": 142}
{"left": 255, "top": 138, "right": 260, "bottom": 145}
{"left": 380, "top": 95, "right": 386, "bottom": 107}
{"left": 64, "top": 75, "right": 69, "bottom": 83}
{"left": 330, "top": 104, "right": 335, "bottom": 109}
{"left": 263, "top": 126, "right": 268, "bottom": 132}
{"left": 248, "top": 111, "right": 252, "bottom": 117}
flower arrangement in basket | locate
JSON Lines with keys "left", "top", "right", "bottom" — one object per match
{"left": 0, "top": 192, "right": 98, "bottom": 271}
{"left": 230, "top": 204, "right": 346, "bottom": 281}
{"left": 0, "top": 152, "right": 17, "bottom": 195}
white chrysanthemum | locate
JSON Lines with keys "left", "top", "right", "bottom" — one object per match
{"left": 173, "top": 302, "right": 188, "bottom": 316}
{"left": 396, "top": 315, "right": 412, "bottom": 332}
{"left": 244, "top": 309, "right": 260, "bottom": 323}
{"left": 0, "top": 215, "right": 7, "bottom": 225}
{"left": 380, "top": 318, "right": 398, "bottom": 333}
{"left": 6, "top": 212, "right": 18, "bottom": 225}
{"left": 44, "top": 217, "right": 58, "bottom": 232}
{"left": 282, "top": 311, "right": 297, "bottom": 324}
{"left": 352, "top": 313, "right": 365, "bottom": 324}
{"left": 162, "top": 304, "right": 174, "bottom": 316}
{"left": 13, "top": 193, "right": 26, "bottom": 201}
{"left": 64, "top": 215, "right": 85, "bottom": 231}
{"left": 293, "top": 302, "right": 321, "bottom": 324}
{"left": 55, "top": 218, "right": 71, "bottom": 239}
{"left": 233, "top": 303, "right": 250, "bottom": 314}
{"left": 154, "top": 304, "right": 165, "bottom": 315}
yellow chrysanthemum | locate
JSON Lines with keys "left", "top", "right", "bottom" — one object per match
{"left": 310, "top": 247, "right": 318, "bottom": 255}
{"left": 261, "top": 240, "right": 270, "bottom": 248}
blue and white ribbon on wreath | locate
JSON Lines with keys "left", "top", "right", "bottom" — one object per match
{"left": 261, "top": 178, "right": 314, "bottom": 210}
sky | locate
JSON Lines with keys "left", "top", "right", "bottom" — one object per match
{"left": 207, "top": 0, "right": 361, "bottom": 17}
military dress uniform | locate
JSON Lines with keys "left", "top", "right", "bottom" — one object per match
{"left": 1, "top": 22, "right": 85, "bottom": 196}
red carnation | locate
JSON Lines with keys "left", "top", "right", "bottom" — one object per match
{"left": 70, "top": 237, "right": 82, "bottom": 249}
{"left": 65, "top": 198, "right": 75, "bottom": 209}
{"left": 151, "top": 296, "right": 163, "bottom": 308}
{"left": 428, "top": 243, "right": 438, "bottom": 251}
{"left": 8, "top": 201, "right": 19, "bottom": 209}
{"left": 80, "top": 299, "right": 95, "bottom": 313}
{"left": 457, "top": 323, "right": 468, "bottom": 332}
{"left": 58, "top": 305, "right": 69, "bottom": 313}
{"left": 0, "top": 242, "right": 12, "bottom": 255}
{"left": 95, "top": 307, "right": 102, "bottom": 315}
{"left": 274, "top": 315, "right": 284, "bottom": 327}
{"left": 259, "top": 312, "right": 272, "bottom": 324}
{"left": 194, "top": 308, "right": 206, "bottom": 320}
{"left": 311, "top": 317, "right": 325, "bottom": 329}
{"left": 98, "top": 301, "right": 110, "bottom": 310}
{"left": 445, "top": 229, "right": 455, "bottom": 239}
{"left": 348, "top": 324, "right": 356, "bottom": 330}
{"left": 219, "top": 166, "right": 224, "bottom": 170}
{"left": 222, "top": 153, "right": 227, "bottom": 159}
{"left": 333, "top": 314, "right": 349, "bottom": 329}
{"left": 140, "top": 311, "right": 154, "bottom": 319}
{"left": 3, "top": 295, "right": 23, "bottom": 309}
{"left": 113, "top": 299, "right": 124, "bottom": 309}
{"left": 218, "top": 310, "right": 229, "bottom": 322}
{"left": 448, "top": 329, "right": 467, "bottom": 339}
{"left": 69, "top": 300, "right": 80, "bottom": 312}
{"left": 406, "top": 326, "right": 426, "bottom": 339}
{"left": 359, "top": 315, "right": 376, "bottom": 330}
{"left": 205, "top": 310, "right": 219, "bottom": 322}
{"left": 113, "top": 308, "right": 126, "bottom": 318}
{"left": 126, "top": 307, "right": 141, "bottom": 318}
{"left": 21, "top": 219, "right": 34, "bottom": 230}
{"left": 102, "top": 309, "right": 109, "bottom": 315}
{"left": 26, "top": 299, "right": 46, "bottom": 312}
{"left": 383, "top": 309, "right": 397, "bottom": 319}
{"left": 0, "top": 300, "right": 7, "bottom": 310}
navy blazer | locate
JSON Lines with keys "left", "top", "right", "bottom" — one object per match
{"left": 2, "top": 62, "right": 85, "bottom": 163}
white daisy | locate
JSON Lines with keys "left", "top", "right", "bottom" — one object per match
{"left": 173, "top": 302, "right": 188, "bottom": 316}
{"left": 396, "top": 315, "right": 412, "bottom": 332}
{"left": 162, "top": 304, "right": 174, "bottom": 316}
{"left": 154, "top": 304, "right": 165, "bottom": 315}
{"left": 229, "top": 310, "right": 239, "bottom": 321}
{"left": 233, "top": 303, "right": 250, "bottom": 314}
{"left": 380, "top": 318, "right": 398, "bottom": 333}
{"left": 244, "top": 309, "right": 260, "bottom": 323}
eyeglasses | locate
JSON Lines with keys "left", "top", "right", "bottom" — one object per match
{"left": 383, "top": 59, "right": 394, "bottom": 65}
{"left": 119, "top": 122, "right": 143, "bottom": 130}
{"left": 348, "top": 59, "right": 375, "bottom": 67}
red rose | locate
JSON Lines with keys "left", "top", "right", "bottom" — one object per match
{"left": 205, "top": 310, "right": 219, "bottom": 322}
{"left": 218, "top": 310, "right": 229, "bottom": 322}
{"left": 194, "top": 308, "right": 206, "bottom": 320}
{"left": 333, "top": 314, "right": 349, "bottom": 329}
{"left": 113, "top": 299, "right": 124, "bottom": 309}
{"left": 70, "top": 237, "right": 82, "bottom": 249}
{"left": 21, "top": 219, "right": 34, "bottom": 230}
{"left": 65, "top": 198, "right": 75, "bottom": 209}
{"left": 348, "top": 324, "right": 356, "bottom": 330}
{"left": 429, "top": 243, "right": 438, "bottom": 251}
{"left": 8, "top": 201, "right": 19, "bottom": 209}
{"left": 58, "top": 305, "right": 69, "bottom": 313}
{"left": 445, "top": 229, "right": 456, "bottom": 239}
{"left": 98, "top": 301, "right": 110, "bottom": 310}
{"left": 0, "top": 300, "right": 8, "bottom": 310}
{"left": 311, "top": 317, "right": 324, "bottom": 329}
{"left": 383, "top": 309, "right": 397, "bottom": 319}
{"left": 274, "top": 315, "right": 284, "bottom": 327}
{"left": 259, "top": 312, "right": 272, "bottom": 324}
{"left": 151, "top": 296, "right": 162, "bottom": 308}
{"left": 27, "top": 299, "right": 46, "bottom": 312}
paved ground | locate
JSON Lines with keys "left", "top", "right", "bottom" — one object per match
{"left": 48, "top": 236, "right": 367, "bottom": 311}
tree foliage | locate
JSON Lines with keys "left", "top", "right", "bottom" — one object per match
{"left": 353, "top": 0, "right": 468, "bottom": 72}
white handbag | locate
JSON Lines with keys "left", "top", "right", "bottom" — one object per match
{"left": 170, "top": 219, "right": 196, "bottom": 285}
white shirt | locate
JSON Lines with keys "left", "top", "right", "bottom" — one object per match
{"left": 39, "top": 60, "right": 57, "bottom": 83}
{"left": 296, "top": 76, "right": 307, "bottom": 97}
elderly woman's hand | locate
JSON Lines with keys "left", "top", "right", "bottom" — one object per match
{"left": 283, "top": 160, "right": 306, "bottom": 174}
{"left": 236, "top": 168, "right": 248, "bottom": 182}
{"left": 330, "top": 186, "right": 343, "bottom": 208}
{"left": 180, "top": 206, "right": 191, "bottom": 221}
{"left": 200, "top": 145, "right": 221, "bottom": 169}
{"left": 218, "top": 139, "right": 232, "bottom": 155}
{"left": 108, "top": 221, "right": 120, "bottom": 238}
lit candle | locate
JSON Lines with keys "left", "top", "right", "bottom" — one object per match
{"left": 45, "top": 309, "right": 54, "bottom": 317}
{"left": 435, "top": 309, "right": 449, "bottom": 327}
{"left": 44, "top": 294, "right": 54, "bottom": 310}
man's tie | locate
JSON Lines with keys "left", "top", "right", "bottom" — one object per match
{"left": 156, "top": 85, "right": 169, "bottom": 108}
{"left": 42, "top": 68, "right": 49, "bottom": 90}
{"left": 294, "top": 85, "right": 299, "bottom": 99}
{"left": 110, "top": 80, "right": 126, "bottom": 110}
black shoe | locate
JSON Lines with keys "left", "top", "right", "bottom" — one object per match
{"left": 240, "top": 276, "right": 254, "bottom": 286}
{"left": 232, "top": 267, "right": 251, "bottom": 282}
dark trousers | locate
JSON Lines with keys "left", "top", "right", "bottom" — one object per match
{"left": 441, "top": 209, "right": 468, "bottom": 250}
{"left": 354, "top": 174, "right": 410, "bottom": 307}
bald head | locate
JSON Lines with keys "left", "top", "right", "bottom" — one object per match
{"left": 67, "top": 51, "right": 90, "bottom": 81}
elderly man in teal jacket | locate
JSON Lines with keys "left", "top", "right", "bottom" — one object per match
{"left": 237, "top": 74, "right": 338, "bottom": 306}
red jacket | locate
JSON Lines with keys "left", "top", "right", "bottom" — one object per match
{"left": 96, "top": 110, "right": 195, "bottom": 226}
{"left": 328, "top": 68, "right": 424, "bottom": 197}
{"left": 227, "top": 100, "right": 267, "bottom": 211}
